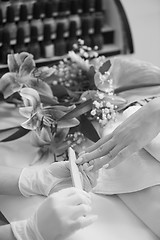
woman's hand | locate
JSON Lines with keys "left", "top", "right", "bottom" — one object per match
{"left": 11, "top": 188, "right": 97, "bottom": 240}
{"left": 76, "top": 97, "right": 160, "bottom": 171}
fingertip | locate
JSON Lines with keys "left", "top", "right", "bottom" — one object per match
{"left": 78, "top": 151, "right": 86, "bottom": 157}
{"left": 76, "top": 156, "right": 84, "bottom": 164}
{"left": 85, "top": 165, "right": 94, "bottom": 172}
{"left": 106, "top": 157, "right": 121, "bottom": 169}
{"left": 90, "top": 214, "right": 98, "bottom": 223}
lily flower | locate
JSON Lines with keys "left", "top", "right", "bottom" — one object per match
{"left": 0, "top": 52, "right": 36, "bottom": 98}
{"left": 19, "top": 87, "right": 79, "bottom": 144}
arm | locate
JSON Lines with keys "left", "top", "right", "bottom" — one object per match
{"left": 0, "top": 225, "right": 16, "bottom": 240}
{"left": 0, "top": 166, "right": 22, "bottom": 195}
{"left": 76, "top": 97, "right": 160, "bottom": 170}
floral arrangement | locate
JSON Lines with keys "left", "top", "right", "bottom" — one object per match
{"left": 1, "top": 39, "right": 160, "bottom": 164}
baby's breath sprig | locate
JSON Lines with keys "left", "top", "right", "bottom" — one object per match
{"left": 66, "top": 131, "right": 86, "bottom": 148}
{"left": 73, "top": 39, "right": 99, "bottom": 60}
{"left": 89, "top": 91, "right": 117, "bottom": 127}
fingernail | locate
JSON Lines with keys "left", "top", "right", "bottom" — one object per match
{"left": 89, "top": 160, "right": 94, "bottom": 166}
{"left": 78, "top": 151, "right": 85, "bottom": 157}
{"left": 83, "top": 163, "right": 89, "bottom": 170}
{"left": 76, "top": 156, "right": 83, "bottom": 164}
{"left": 104, "top": 163, "right": 109, "bottom": 169}
{"left": 85, "top": 165, "right": 93, "bottom": 172}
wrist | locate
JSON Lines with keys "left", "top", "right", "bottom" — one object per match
{"left": 10, "top": 216, "right": 44, "bottom": 240}
{"left": 19, "top": 167, "right": 63, "bottom": 197}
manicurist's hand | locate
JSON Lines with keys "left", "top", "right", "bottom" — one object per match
{"left": 11, "top": 188, "right": 97, "bottom": 240}
{"left": 19, "top": 161, "right": 72, "bottom": 197}
{"left": 76, "top": 97, "right": 160, "bottom": 170}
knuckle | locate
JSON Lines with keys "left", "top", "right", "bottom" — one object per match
{"left": 107, "top": 151, "right": 113, "bottom": 159}
{"left": 99, "top": 145, "right": 104, "bottom": 151}
{"left": 81, "top": 204, "right": 91, "bottom": 213}
{"left": 117, "top": 151, "right": 124, "bottom": 160}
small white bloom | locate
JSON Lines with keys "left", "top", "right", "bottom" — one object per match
{"left": 91, "top": 109, "right": 97, "bottom": 116}
{"left": 98, "top": 92, "right": 105, "bottom": 99}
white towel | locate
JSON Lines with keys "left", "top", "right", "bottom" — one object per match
{"left": 93, "top": 105, "right": 160, "bottom": 237}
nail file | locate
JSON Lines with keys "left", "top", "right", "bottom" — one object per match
{"left": 68, "top": 147, "right": 83, "bottom": 190}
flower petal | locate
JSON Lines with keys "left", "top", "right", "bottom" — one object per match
{"left": 19, "top": 52, "right": 33, "bottom": 63}
{"left": 7, "top": 54, "right": 19, "bottom": 72}
{"left": 19, "top": 54, "right": 35, "bottom": 77}
{"left": 19, "top": 106, "right": 34, "bottom": 118}
{"left": 29, "top": 78, "right": 53, "bottom": 98}
{"left": 19, "top": 88, "right": 40, "bottom": 110}
{"left": 110, "top": 57, "right": 160, "bottom": 89}
{"left": 21, "top": 115, "right": 38, "bottom": 130}
{"left": 0, "top": 72, "right": 20, "bottom": 98}
{"left": 39, "top": 127, "right": 52, "bottom": 143}
{"left": 94, "top": 71, "right": 111, "bottom": 92}
{"left": 30, "top": 131, "right": 49, "bottom": 147}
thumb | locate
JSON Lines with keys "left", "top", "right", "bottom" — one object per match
{"left": 48, "top": 161, "right": 71, "bottom": 178}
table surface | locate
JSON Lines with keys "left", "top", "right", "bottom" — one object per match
{"left": 0, "top": 192, "right": 159, "bottom": 240}
{"left": 0, "top": 104, "right": 159, "bottom": 240}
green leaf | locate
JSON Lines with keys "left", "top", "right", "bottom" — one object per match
{"left": 88, "top": 66, "right": 96, "bottom": 89}
{"left": 99, "top": 60, "right": 111, "bottom": 74}
{"left": 51, "top": 84, "right": 69, "bottom": 98}
{"left": 58, "top": 99, "right": 92, "bottom": 121}
{"left": 58, "top": 118, "right": 80, "bottom": 128}
{"left": 0, "top": 126, "right": 30, "bottom": 142}
{"left": 79, "top": 115, "right": 100, "bottom": 142}
{"left": 40, "top": 94, "right": 59, "bottom": 106}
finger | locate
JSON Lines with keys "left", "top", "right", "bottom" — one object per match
{"left": 91, "top": 152, "right": 113, "bottom": 171}
{"left": 83, "top": 143, "right": 124, "bottom": 172}
{"left": 86, "top": 133, "right": 113, "bottom": 153}
{"left": 48, "top": 161, "right": 70, "bottom": 178}
{"left": 76, "top": 138, "right": 115, "bottom": 164}
{"left": 75, "top": 215, "right": 98, "bottom": 229}
{"left": 69, "top": 194, "right": 92, "bottom": 206}
{"left": 107, "top": 145, "right": 135, "bottom": 169}
{"left": 72, "top": 204, "right": 92, "bottom": 219}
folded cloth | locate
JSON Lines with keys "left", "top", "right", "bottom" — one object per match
{"left": 93, "top": 149, "right": 160, "bottom": 195}
{"left": 119, "top": 186, "right": 160, "bottom": 238}
{"left": 93, "top": 105, "right": 160, "bottom": 237}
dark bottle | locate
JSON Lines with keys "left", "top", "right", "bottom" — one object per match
{"left": 43, "top": 1, "right": 56, "bottom": 34}
{"left": 0, "top": 29, "right": 13, "bottom": 64}
{"left": 92, "top": 16, "right": 104, "bottom": 50}
{"left": 69, "top": 0, "right": 81, "bottom": 30}
{"left": 23, "top": 0, "right": 36, "bottom": 16}
{"left": 81, "top": 0, "right": 94, "bottom": 30}
{"left": 52, "top": 0, "right": 59, "bottom": 17}
{"left": 10, "top": 0, "right": 22, "bottom": 18}
{"left": 81, "top": 18, "right": 91, "bottom": 47}
{"left": 14, "top": 27, "right": 27, "bottom": 53}
{"left": 27, "top": 26, "right": 41, "bottom": 60}
{"left": 18, "top": 4, "right": 30, "bottom": 38}
{"left": 56, "top": 0, "right": 69, "bottom": 32}
{"left": 42, "top": 24, "right": 54, "bottom": 58}
{"left": 67, "top": 20, "right": 77, "bottom": 51}
{"left": 4, "top": 5, "right": 17, "bottom": 40}
{"left": 30, "top": 2, "right": 43, "bottom": 37}
{"left": 0, "top": 9, "right": 3, "bottom": 44}
{"left": 94, "top": 0, "right": 104, "bottom": 26}
{"left": 0, "top": 0, "right": 11, "bottom": 19}
{"left": 54, "top": 22, "right": 67, "bottom": 56}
